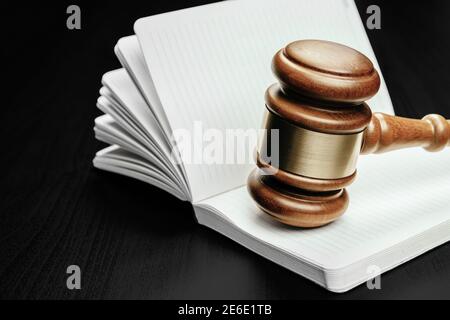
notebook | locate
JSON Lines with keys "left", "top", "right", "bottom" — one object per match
{"left": 92, "top": 0, "right": 450, "bottom": 292}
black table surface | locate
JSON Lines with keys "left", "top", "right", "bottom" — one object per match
{"left": 1, "top": 1, "right": 449, "bottom": 299}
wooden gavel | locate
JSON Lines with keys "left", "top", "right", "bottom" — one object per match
{"left": 248, "top": 40, "right": 450, "bottom": 228}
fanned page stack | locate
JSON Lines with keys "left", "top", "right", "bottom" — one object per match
{"left": 93, "top": 0, "right": 450, "bottom": 292}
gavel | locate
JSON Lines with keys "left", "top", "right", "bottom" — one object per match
{"left": 247, "top": 40, "right": 450, "bottom": 228}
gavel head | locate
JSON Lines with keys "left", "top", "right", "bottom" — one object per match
{"left": 247, "top": 40, "right": 381, "bottom": 228}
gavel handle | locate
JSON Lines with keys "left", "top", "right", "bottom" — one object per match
{"left": 361, "top": 113, "right": 450, "bottom": 154}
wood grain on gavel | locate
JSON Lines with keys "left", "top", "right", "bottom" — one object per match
{"left": 362, "top": 113, "right": 450, "bottom": 154}
{"left": 248, "top": 40, "right": 450, "bottom": 228}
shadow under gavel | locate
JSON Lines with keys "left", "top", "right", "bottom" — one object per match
{"left": 248, "top": 40, "right": 450, "bottom": 228}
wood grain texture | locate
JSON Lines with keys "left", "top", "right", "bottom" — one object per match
{"left": 253, "top": 38, "right": 450, "bottom": 228}
{"left": 362, "top": 113, "right": 450, "bottom": 154}
{"left": 253, "top": 40, "right": 374, "bottom": 227}
{"left": 272, "top": 40, "right": 380, "bottom": 104}
{"left": 0, "top": 1, "right": 449, "bottom": 299}
{"left": 265, "top": 83, "right": 372, "bottom": 134}
{"left": 247, "top": 169, "right": 348, "bottom": 228}
{"left": 361, "top": 113, "right": 450, "bottom": 154}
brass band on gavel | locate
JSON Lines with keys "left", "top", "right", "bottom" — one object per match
{"left": 258, "top": 109, "right": 363, "bottom": 180}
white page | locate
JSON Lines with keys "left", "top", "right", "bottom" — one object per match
{"left": 94, "top": 146, "right": 186, "bottom": 201}
{"left": 134, "top": 0, "right": 394, "bottom": 202}
{"left": 101, "top": 69, "right": 168, "bottom": 153}
{"left": 101, "top": 68, "right": 191, "bottom": 198}
{"left": 115, "top": 36, "right": 173, "bottom": 140}
{"left": 198, "top": 147, "right": 450, "bottom": 270}
{"left": 94, "top": 114, "right": 181, "bottom": 190}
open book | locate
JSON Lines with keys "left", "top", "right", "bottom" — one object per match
{"left": 93, "top": 0, "right": 450, "bottom": 292}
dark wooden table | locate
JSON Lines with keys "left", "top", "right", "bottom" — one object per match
{"left": 1, "top": 0, "right": 449, "bottom": 299}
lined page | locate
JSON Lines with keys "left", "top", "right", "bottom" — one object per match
{"left": 198, "top": 148, "right": 450, "bottom": 269}
{"left": 135, "top": 0, "right": 394, "bottom": 202}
